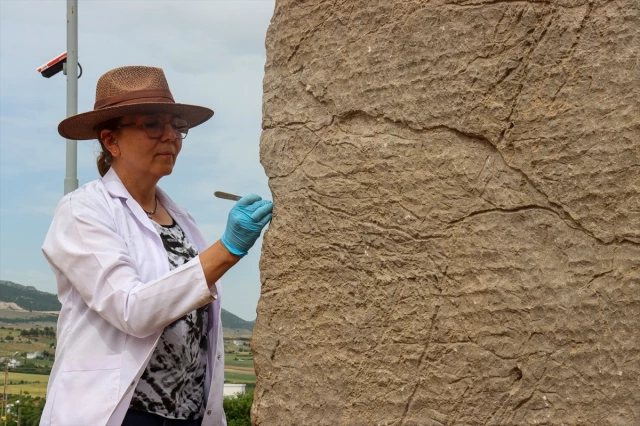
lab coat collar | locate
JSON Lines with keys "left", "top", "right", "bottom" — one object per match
{"left": 101, "top": 168, "right": 189, "bottom": 232}
{"left": 102, "top": 167, "right": 130, "bottom": 200}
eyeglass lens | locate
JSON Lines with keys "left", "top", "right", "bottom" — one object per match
{"left": 143, "top": 118, "right": 189, "bottom": 139}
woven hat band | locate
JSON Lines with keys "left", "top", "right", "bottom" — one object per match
{"left": 94, "top": 89, "right": 175, "bottom": 110}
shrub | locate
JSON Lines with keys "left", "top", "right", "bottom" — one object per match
{"left": 223, "top": 390, "right": 253, "bottom": 426}
{"left": 3, "top": 394, "right": 44, "bottom": 426}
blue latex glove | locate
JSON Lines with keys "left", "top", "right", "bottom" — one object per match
{"left": 221, "top": 193, "right": 273, "bottom": 257}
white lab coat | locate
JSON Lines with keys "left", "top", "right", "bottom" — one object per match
{"left": 40, "top": 168, "right": 226, "bottom": 426}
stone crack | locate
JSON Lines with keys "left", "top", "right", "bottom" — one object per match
{"left": 399, "top": 306, "right": 441, "bottom": 425}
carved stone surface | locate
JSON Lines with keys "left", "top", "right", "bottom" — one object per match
{"left": 253, "top": 1, "right": 639, "bottom": 424}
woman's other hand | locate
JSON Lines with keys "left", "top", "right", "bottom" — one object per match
{"left": 221, "top": 193, "right": 273, "bottom": 257}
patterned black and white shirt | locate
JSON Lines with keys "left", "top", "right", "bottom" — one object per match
{"left": 129, "top": 218, "right": 208, "bottom": 420}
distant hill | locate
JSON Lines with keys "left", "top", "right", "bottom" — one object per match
{"left": 0, "top": 280, "right": 61, "bottom": 311}
{"left": 221, "top": 309, "right": 255, "bottom": 331}
{"left": 0, "top": 280, "right": 254, "bottom": 331}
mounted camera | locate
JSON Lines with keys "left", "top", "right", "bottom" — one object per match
{"left": 37, "top": 52, "right": 68, "bottom": 78}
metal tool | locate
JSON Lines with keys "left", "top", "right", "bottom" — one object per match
{"left": 214, "top": 191, "right": 242, "bottom": 201}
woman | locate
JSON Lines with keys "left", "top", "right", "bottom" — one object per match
{"left": 40, "top": 66, "right": 272, "bottom": 426}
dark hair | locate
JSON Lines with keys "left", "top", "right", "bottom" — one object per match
{"left": 94, "top": 118, "right": 121, "bottom": 177}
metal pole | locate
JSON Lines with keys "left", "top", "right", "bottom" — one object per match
{"left": 64, "top": 0, "right": 79, "bottom": 195}
{"left": 2, "top": 361, "right": 7, "bottom": 423}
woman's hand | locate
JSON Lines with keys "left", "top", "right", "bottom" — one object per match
{"left": 221, "top": 193, "right": 273, "bottom": 257}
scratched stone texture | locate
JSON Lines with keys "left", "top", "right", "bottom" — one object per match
{"left": 253, "top": 0, "right": 640, "bottom": 424}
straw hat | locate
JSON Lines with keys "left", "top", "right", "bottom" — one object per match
{"left": 58, "top": 66, "right": 214, "bottom": 140}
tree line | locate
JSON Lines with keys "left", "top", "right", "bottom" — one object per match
{"left": 19, "top": 327, "right": 56, "bottom": 338}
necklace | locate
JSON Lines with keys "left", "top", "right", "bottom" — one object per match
{"left": 143, "top": 198, "right": 158, "bottom": 218}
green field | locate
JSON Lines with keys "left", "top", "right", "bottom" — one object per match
{"left": 2, "top": 372, "right": 49, "bottom": 398}
{"left": 224, "top": 371, "right": 256, "bottom": 384}
{"left": 224, "top": 352, "right": 256, "bottom": 384}
{"left": 0, "top": 328, "right": 56, "bottom": 357}
{"left": 224, "top": 353, "right": 254, "bottom": 369}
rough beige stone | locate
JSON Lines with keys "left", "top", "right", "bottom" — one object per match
{"left": 253, "top": 0, "right": 640, "bottom": 424}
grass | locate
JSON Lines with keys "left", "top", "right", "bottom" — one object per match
{"left": 0, "top": 329, "right": 56, "bottom": 357}
{"left": 224, "top": 371, "right": 256, "bottom": 384}
{"left": 224, "top": 352, "right": 255, "bottom": 384}
{"left": 2, "top": 372, "right": 49, "bottom": 398}
{"left": 224, "top": 353, "right": 254, "bottom": 369}
{"left": 224, "top": 351, "right": 255, "bottom": 384}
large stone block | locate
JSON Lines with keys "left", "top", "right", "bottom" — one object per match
{"left": 254, "top": 0, "right": 639, "bottom": 424}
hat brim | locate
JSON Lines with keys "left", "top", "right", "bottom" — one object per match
{"left": 58, "top": 102, "right": 214, "bottom": 140}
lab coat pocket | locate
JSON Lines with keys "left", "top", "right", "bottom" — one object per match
{"left": 51, "top": 354, "right": 122, "bottom": 426}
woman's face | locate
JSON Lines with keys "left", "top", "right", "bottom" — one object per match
{"left": 102, "top": 112, "right": 184, "bottom": 179}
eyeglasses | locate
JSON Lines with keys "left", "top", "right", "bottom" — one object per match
{"left": 117, "top": 117, "right": 189, "bottom": 140}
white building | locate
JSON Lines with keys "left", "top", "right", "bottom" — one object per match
{"left": 223, "top": 383, "right": 246, "bottom": 397}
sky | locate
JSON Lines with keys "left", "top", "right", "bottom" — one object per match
{"left": 0, "top": 0, "right": 276, "bottom": 321}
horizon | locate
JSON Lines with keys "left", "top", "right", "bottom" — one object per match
{"left": 0, "top": 278, "right": 256, "bottom": 323}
